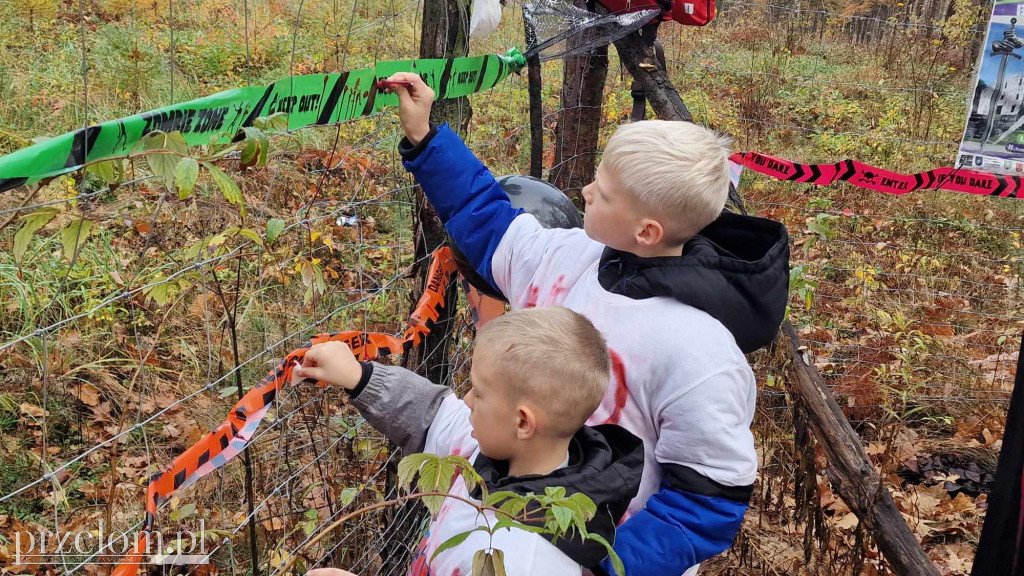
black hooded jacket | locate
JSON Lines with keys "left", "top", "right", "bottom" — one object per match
{"left": 470, "top": 424, "right": 645, "bottom": 569}
{"left": 598, "top": 211, "right": 790, "bottom": 354}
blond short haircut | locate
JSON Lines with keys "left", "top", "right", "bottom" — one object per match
{"left": 474, "top": 307, "right": 610, "bottom": 438}
{"left": 602, "top": 120, "right": 732, "bottom": 243}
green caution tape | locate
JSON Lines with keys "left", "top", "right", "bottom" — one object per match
{"left": 0, "top": 49, "right": 526, "bottom": 193}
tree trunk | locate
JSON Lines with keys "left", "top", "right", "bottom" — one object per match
{"left": 404, "top": 0, "right": 471, "bottom": 383}
{"left": 782, "top": 323, "right": 940, "bottom": 576}
{"left": 613, "top": 32, "right": 693, "bottom": 122}
{"left": 550, "top": 0, "right": 609, "bottom": 203}
{"left": 527, "top": 54, "right": 544, "bottom": 179}
{"left": 383, "top": 1, "right": 469, "bottom": 572}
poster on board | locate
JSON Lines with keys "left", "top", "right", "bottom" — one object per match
{"left": 958, "top": 1, "right": 1024, "bottom": 174}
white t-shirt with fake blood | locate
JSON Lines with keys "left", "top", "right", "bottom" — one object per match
{"left": 406, "top": 394, "right": 582, "bottom": 576}
{"left": 492, "top": 214, "right": 758, "bottom": 517}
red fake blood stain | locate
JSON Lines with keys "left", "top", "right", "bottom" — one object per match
{"left": 548, "top": 275, "right": 567, "bottom": 304}
{"left": 606, "top": 349, "right": 629, "bottom": 425}
{"left": 525, "top": 285, "right": 539, "bottom": 308}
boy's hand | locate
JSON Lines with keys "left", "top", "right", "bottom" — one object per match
{"left": 293, "top": 341, "right": 363, "bottom": 390}
{"left": 385, "top": 72, "right": 433, "bottom": 145}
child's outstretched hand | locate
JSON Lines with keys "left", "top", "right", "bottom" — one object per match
{"left": 292, "top": 341, "right": 363, "bottom": 390}
{"left": 385, "top": 72, "right": 433, "bottom": 145}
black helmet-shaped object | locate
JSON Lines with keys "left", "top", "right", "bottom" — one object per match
{"left": 452, "top": 175, "right": 582, "bottom": 300}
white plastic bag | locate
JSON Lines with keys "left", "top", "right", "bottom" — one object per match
{"left": 469, "top": 0, "right": 502, "bottom": 38}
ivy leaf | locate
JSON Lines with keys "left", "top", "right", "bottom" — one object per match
{"left": 266, "top": 218, "right": 285, "bottom": 245}
{"left": 184, "top": 237, "right": 208, "bottom": 261}
{"left": 165, "top": 131, "right": 188, "bottom": 155}
{"left": 241, "top": 127, "right": 271, "bottom": 167}
{"left": 445, "top": 455, "right": 482, "bottom": 494}
{"left": 175, "top": 157, "right": 199, "bottom": 199}
{"left": 203, "top": 162, "right": 245, "bottom": 215}
{"left": 13, "top": 207, "right": 59, "bottom": 265}
{"left": 59, "top": 219, "right": 94, "bottom": 263}
{"left": 417, "top": 457, "right": 443, "bottom": 515}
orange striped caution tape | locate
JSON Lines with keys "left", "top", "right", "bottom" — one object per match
{"left": 113, "top": 247, "right": 458, "bottom": 576}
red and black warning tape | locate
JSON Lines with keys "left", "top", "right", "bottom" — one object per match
{"left": 112, "top": 247, "right": 458, "bottom": 576}
{"left": 730, "top": 151, "right": 1023, "bottom": 199}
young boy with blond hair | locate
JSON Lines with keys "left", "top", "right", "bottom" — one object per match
{"left": 386, "top": 73, "right": 790, "bottom": 575}
{"left": 294, "top": 307, "right": 644, "bottom": 576}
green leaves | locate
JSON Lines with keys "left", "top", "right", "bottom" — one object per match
{"left": 142, "top": 130, "right": 188, "bottom": 193}
{"left": 396, "top": 453, "right": 484, "bottom": 516}
{"left": 471, "top": 549, "right": 507, "bottom": 576}
{"left": 170, "top": 503, "right": 197, "bottom": 522}
{"left": 266, "top": 218, "right": 285, "bottom": 245}
{"left": 339, "top": 486, "right": 360, "bottom": 507}
{"left": 586, "top": 533, "right": 625, "bottom": 576}
{"left": 13, "top": 207, "right": 58, "bottom": 265}
{"left": 60, "top": 219, "right": 94, "bottom": 263}
{"left": 239, "top": 127, "right": 270, "bottom": 169}
{"left": 430, "top": 527, "right": 488, "bottom": 561}
{"left": 86, "top": 159, "right": 123, "bottom": 186}
{"left": 253, "top": 112, "right": 289, "bottom": 133}
{"left": 203, "top": 162, "right": 245, "bottom": 215}
{"left": 551, "top": 505, "right": 573, "bottom": 533}
{"left": 395, "top": 453, "right": 610, "bottom": 572}
{"left": 175, "top": 157, "right": 199, "bottom": 199}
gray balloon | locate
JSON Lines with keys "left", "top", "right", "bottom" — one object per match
{"left": 452, "top": 175, "right": 582, "bottom": 299}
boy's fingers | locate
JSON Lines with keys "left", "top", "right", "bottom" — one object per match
{"left": 295, "top": 366, "right": 327, "bottom": 383}
{"left": 388, "top": 71, "right": 420, "bottom": 85}
{"left": 393, "top": 85, "right": 415, "bottom": 107}
{"left": 386, "top": 72, "right": 430, "bottom": 99}
{"left": 302, "top": 345, "right": 325, "bottom": 366}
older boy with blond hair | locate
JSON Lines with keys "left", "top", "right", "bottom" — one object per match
{"left": 386, "top": 73, "right": 790, "bottom": 575}
{"left": 295, "top": 307, "right": 644, "bottom": 576}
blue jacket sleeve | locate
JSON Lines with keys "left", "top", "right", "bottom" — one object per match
{"left": 401, "top": 123, "right": 522, "bottom": 291}
{"left": 600, "top": 483, "right": 748, "bottom": 576}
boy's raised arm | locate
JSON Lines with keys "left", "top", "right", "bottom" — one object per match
{"left": 387, "top": 73, "right": 522, "bottom": 294}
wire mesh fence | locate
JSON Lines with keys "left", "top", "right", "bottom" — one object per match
{"left": 0, "top": 0, "right": 1022, "bottom": 575}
